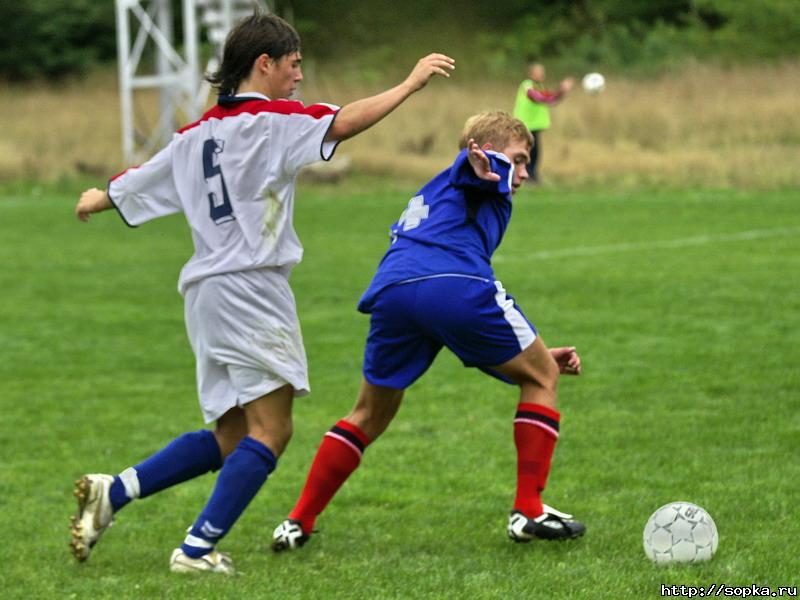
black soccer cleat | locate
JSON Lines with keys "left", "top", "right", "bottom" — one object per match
{"left": 507, "top": 504, "right": 586, "bottom": 542}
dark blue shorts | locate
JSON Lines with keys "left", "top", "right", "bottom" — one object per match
{"left": 362, "top": 276, "right": 537, "bottom": 389}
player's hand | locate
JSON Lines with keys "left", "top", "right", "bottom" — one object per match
{"left": 550, "top": 346, "right": 581, "bottom": 375}
{"left": 559, "top": 77, "right": 575, "bottom": 94}
{"left": 404, "top": 53, "right": 455, "bottom": 92}
{"left": 466, "top": 138, "right": 501, "bottom": 182}
{"left": 75, "top": 188, "right": 109, "bottom": 222}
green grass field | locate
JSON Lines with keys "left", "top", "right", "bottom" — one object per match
{"left": 1, "top": 179, "right": 798, "bottom": 599}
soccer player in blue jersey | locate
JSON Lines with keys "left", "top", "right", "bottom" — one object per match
{"left": 272, "top": 110, "right": 586, "bottom": 551}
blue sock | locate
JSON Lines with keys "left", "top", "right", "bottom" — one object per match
{"left": 181, "top": 436, "right": 276, "bottom": 558}
{"left": 108, "top": 429, "right": 223, "bottom": 512}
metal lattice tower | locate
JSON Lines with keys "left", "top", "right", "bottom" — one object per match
{"left": 115, "top": 0, "right": 270, "bottom": 164}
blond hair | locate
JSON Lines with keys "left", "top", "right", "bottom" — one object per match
{"left": 458, "top": 110, "right": 533, "bottom": 150}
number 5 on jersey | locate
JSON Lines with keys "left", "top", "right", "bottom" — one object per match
{"left": 203, "top": 138, "right": 235, "bottom": 224}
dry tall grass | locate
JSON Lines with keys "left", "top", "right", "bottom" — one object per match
{"left": 2, "top": 62, "right": 799, "bottom": 188}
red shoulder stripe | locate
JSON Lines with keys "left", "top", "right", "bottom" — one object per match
{"left": 110, "top": 99, "right": 336, "bottom": 181}
{"left": 110, "top": 165, "right": 139, "bottom": 182}
{"left": 177, "top": 99, "right": 337, "bottom": 134}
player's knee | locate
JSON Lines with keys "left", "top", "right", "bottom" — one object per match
{"left": 347, "top": 384, "right": 403, "bottom": 439}
{"left": 347, "top": 399, "right": 400, "bottom": 440}
{"left": 214, "top": 422, "right": 248, "bottom": 459}
{"left": 248, "top": 418, "right": 293, "bottom": 457}
{"left": 523, "top": 373, "right": 558, "bottom": 396}
{"left": 346, "top": 407, "right": 391, "bottom": 439}
{"left": 519, "top": 354, "right": 559, "bottom": 393}
{"left": 545, "top": 360, "right": 560, "bottom": 390}
{"left": 274, "top": 420, "right": 294, "bottom": 454}
{"left": 542, "top": 368, "right": 560, "bottom": 395}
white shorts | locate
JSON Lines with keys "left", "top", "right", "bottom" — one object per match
{"left": 184, "top": 267, "right": 310, "bottom": 423}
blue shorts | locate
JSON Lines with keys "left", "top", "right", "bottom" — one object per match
{"left": 362, "top": 276, "right": 538, "bottom": 389}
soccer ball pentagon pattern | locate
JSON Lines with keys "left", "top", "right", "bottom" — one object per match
{"left": 643, "top": 502, "right": 718, "bottom": 564}
{"left": 582, "top": 72, "right": 606, "bottom": 94}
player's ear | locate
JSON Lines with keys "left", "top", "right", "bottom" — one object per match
{"left": 481, "top": 142, "right": 494, "bottom": 151}
{"left": 254, "top": 53, "right": 271, "bottom": 74}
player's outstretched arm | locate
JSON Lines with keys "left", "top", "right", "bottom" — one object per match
{"left": 550, "top": 346, "right": 581, "bottom": 375}
{"left": 75, "top": 188, "right": 112, "bottom": 222}
{"left": 324, "top": 53, "right": 455, "bottom": 143}
{"left": 466, "top": 138, "right": 501, "bottom": 182}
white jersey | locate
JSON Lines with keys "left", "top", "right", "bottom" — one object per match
{"left": 108, "top": 93, "right": 339, "bottom": 295}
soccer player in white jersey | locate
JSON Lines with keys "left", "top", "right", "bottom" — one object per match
{"left": 70, "top": 12, "right": 454, "bottom": 574}
{"left": 272, "top": 111, "right": 585, "bottom": 552}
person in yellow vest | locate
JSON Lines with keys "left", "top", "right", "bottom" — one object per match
{"left": 512, "top": 63, "right": 574, "bottom": 183}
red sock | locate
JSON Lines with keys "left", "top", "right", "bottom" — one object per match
{"left": 288, "top": 420, "right": 370, "bottom": 532}
{"left": 513, "top": 403, "right": 560, "bottom": 518}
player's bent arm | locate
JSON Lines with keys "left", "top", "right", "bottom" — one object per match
{"left": 324, "top": 53, "right": 454, "bottom": 143}
{"left": 75, "top": 188, "right": 113, "bottom": 222}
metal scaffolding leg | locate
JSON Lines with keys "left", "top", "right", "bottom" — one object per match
{"left": 115, "top": 0, "right": 269, "bottom": 164}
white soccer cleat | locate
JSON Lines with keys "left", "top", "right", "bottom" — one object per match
{"left": 271, "top": 519, "right": 310, "bottom": 552}
{"left": 169, "top": 548, "right": 235, "bottom": 575}
{"left": 69, "top": 474, "right": 115, "bottom": 561}
{"left": 507, "top": 504, "right": 586, "bottom": 542}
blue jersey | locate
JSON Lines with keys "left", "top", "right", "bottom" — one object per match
{"left": 358, "top": 149, "right": 515, "bottom": 312}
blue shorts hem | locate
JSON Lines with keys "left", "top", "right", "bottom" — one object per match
{"left": 362, "top": 369, "right": 412, "bottom": 391}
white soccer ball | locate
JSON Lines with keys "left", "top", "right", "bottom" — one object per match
{"left": 273, "top": 520, "right": 305, "bottom": 549}
{"left": 582, "top": 72, "right": 606, "bottom": 94}
{"left": 643, "top": 502, "right": 719, "bottom": 565}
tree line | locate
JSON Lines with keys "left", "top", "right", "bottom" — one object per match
{"left": 1, "top": 0, "right": 798, "bottom": 80}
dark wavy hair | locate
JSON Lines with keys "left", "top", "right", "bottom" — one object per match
{"left": 206, "top": 12, "right": 301, "bottom": 96}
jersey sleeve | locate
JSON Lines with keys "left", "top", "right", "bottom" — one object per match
{"left": 527, "top": 86, "right": 561, "bottom": 105}
{"left": 107, "top": 144, "right": 181, "bottom": 227}
{"left": 448, "top": 149, "right": 513, "bottom": 197}
{"left": 273, "top": 102, "right": 340, "bottom": 175}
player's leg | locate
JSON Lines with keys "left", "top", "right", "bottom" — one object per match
{"left": 344, "top": 379, "right": 405, "bottom": 440}
{"left": 274, "top": 281, "right": 436, "bottom": 551}
{"left": 416, "top": 277, "right": 582, "bottom": 541}
{"left": 492, "top": 336, "right": 560, "bottom": 517}
{"left": 527, "top": 130, "right": 540, "bottom": 182}
{"left": 172, "top": 384, "right": 293, "bottom": 574}
{"left": 213, "top": 406, "right": 248, "bottom": 458}
{"left": 491, "top": 337, "right": 584, "bottom": 541}
{"left": 494, "top": 334, "right": 559, "bottom": 404}
{"left": 273, "top": 380, "right": 404, "bottom": 550}
{"left": 109, "top": 407, "right": 244, "bottom": 512}
{"left": 69, "top": 409, "right": 234, "bottom": 562}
